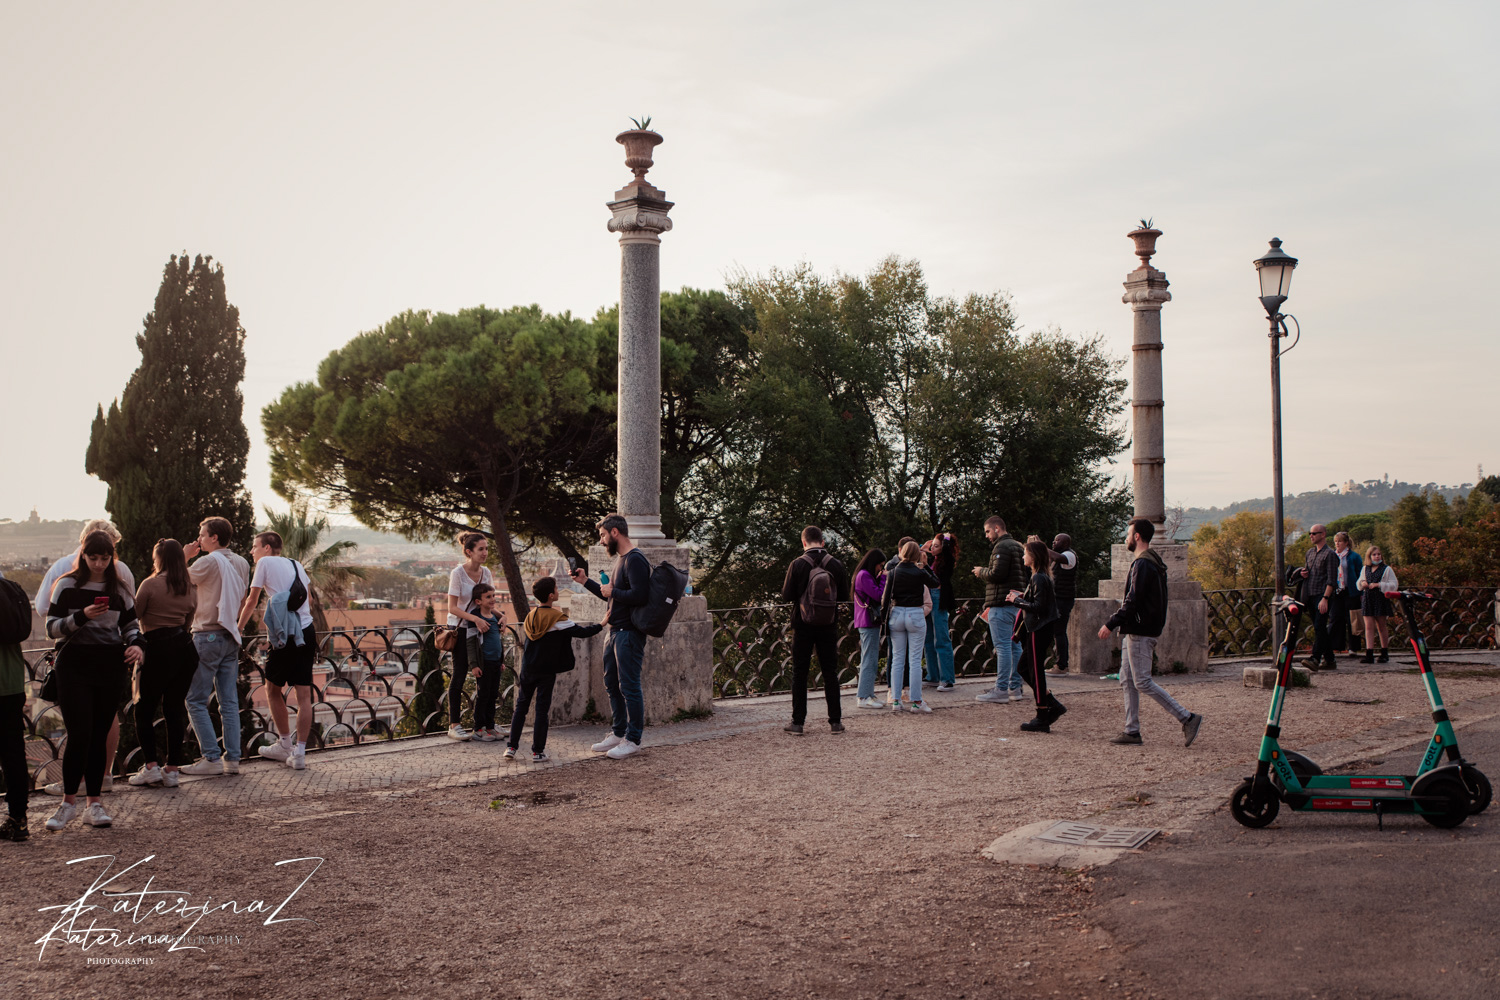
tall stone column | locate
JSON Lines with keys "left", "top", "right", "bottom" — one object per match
{"left": 1121, "top": 227, "right": 1170, "bottom": 530}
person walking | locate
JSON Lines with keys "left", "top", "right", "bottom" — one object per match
{"left": 1301, "top": 524, "right": 1340, "bottom": 671}
{"left": 1331, "top": 531, "right": 1364, "bottom": 659}
{"left": 466, "top": 583, "right": 505, "bottom": 743}
{"left": 778, "top": 526, "right": 851, "bottom": 733}
{"left": 444, "top": 531, "right": 494, "bottom": 742}
{"left": 573, "top": 514, "right": 653, "bottom": 758}
{"left": 126, "top": 539, "right": 198, "bottom": 788}
{"left": 239, "top": 531, "right": 316, "bottom": 769}
{"left": 1048, "top": 533, "right": 1079, "bottom": 674}
{"left": 35, "top": 519, "right": 134, "bottom": 796}
{"left": 1097, "top": 519, "right": 1203, "bottom": 747}
{"left": 42, "top": 531, "right": 145, "bottom": 831}
{"left": 922, "top": 533, "right": 958, "bottom": 690}
{"left": 972, "top": 516, "right": 1027, "bottom": 704}
{"left": 1357, "top": 546, "right": 1398, "bottom": 664}
{"left": 180, "top": 517, "right": 251, "bottom": 777}
{"left": 1, "top": 570, "right": 30, "bottom": 841}
{"left": 1010, "top": 539, "right": 1068, "bottom": 733}
{"left": 851, "top": 548, "right": 888, "bottom": 710}
{"left": 507, "top": 576, "right": 603, "bottom": 761}
{"left": 885, "top": 540, "right": 939, "bottom": 714}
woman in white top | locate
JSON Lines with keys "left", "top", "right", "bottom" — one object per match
{"left": 1356, "top": 545, "right": 1398, "bottom": 664}
{"left": 445, "top": 532, "right": 493, "bottom": 741}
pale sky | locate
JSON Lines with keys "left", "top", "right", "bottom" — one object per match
{"left": 3, "top": 1, "right": 1496, "bottom": 522}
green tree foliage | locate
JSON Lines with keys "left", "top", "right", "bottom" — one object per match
{"left": 1376, "top": 489, "right": 1456, "bottom": 566}
{"left": 1472, "top": 475, "right": 1500, "bottom": 504}
{"left": 85, "top": 254, "right": 254, "bottom": 569}
{"left": 1408, "top": 493, "right": 1500, "bottom": 586}
{"left": 262, "top": 306, "right": 612, "bottom": 622}
{"left": 259, "top": 502, "right": 365, "bottom": 634}
{"left": 1189, "top": 511, "right": 1311, "bottom": 590}
{"left": 1325, "top": 511, "right": 1389, "bottom": 546}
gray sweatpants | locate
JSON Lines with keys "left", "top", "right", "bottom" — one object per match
{"left": 1120, "top": 635, "right": 1190, "bottom": 735}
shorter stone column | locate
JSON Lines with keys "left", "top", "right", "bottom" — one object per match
{"left": 1097, "top": 544, "right": 1209, "bottom": 673}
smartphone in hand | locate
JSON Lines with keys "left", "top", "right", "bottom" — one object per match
{"left": 93, "top": 597, "right": 110, "bottom": 607}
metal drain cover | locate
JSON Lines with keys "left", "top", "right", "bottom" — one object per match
{"left": 1031, "top": 821, "right": 1159, "bottom": 850}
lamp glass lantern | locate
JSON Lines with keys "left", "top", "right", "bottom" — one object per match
{"left": 1254, "top": 238, "right": 1298, "bottom": 315}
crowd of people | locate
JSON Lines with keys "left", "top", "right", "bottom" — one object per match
{"left": 1299, "top": 524, "right": 1400, "bottom": 669}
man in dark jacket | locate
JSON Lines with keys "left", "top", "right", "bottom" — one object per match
{"left": 1048, "top": 533, "right": 1079, "bottom": 674}
{"left": 507, "top": 576, "right": 603, "bottom": 762}
{"left": 972, "top": 516, "right": 1027, "bottom": 704}
{"left": 780, "top": 526, "right": 850, "bottom": 735}
{"left": 1302, "top": 524, "right": 1340, "bottom": 670}
{"left": 573, "top": 513, "right": 652, "bottom": 759}
{"left": 1097, "top": 519, "right": 1202, "bottom": 747}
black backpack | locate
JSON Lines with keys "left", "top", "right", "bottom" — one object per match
{"left": 799, "top": 553, "right": 839, "bottom": 627}
{"left": 287, "top": 561, "right": 308, "bottom": 613}
{"left": 0, "top": 577, "right": 31, "bottom": 644}
{"left": 631, "top": 561, "right": 690, "bottom": 638}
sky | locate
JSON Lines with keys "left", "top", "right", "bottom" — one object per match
{"left": 2, "top": 1, "right": 1496, "bottom": 522}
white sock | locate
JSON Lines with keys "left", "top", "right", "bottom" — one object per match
{"left": 279, "top": 733, "right": 294, "bottom": 746}
{"left": 295, "top": 741, "right": 306, "bottom": 754}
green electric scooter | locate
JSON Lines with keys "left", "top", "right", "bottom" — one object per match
{"left": 1230, "top": 575, "right": 1492, "bottom": 829}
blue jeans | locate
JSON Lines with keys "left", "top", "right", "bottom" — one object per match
{"left": 603, "top": 627, "right": 646, "bottom": 745}
{"left": 923, "top": 604, "right": 954, "bottom": 684}
{"left": 187, "top": 631, "right": 242, "bottom": 762}
{"left": 888, "top": 605, "right": 926, "bottom": 702}
{"left": 857, "top": 626, "right": 882, "bottom": 699}
{"left": 988, "top": 606, "right": 1022, "bottom": 693}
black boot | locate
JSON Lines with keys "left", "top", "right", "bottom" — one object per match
{"left": 1378, "top": 648, "right": 1389, "bottom": 663}
{"left": 1019, "top": 712, "right": 1051, "bottom": 733}
{"left": 1045, "top": 694, "right": 1068, "bottom": 723}
{"left": 1360, "top": 649, "right": 1375, "bottom": 664}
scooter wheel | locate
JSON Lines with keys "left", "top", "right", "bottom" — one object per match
{"left": 1419, "top": 776, "right": 1470, "bottom": 829}
{"left": 1460, "top": 765, "right": 1491, "bottom": 815}
{"left": 1230, "top": 780, "right": 1280, "bottom": 828}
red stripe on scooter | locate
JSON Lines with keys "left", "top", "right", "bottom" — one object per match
{"left": 1312, "top": 799, "right": 1373, "bottom": 809}
{"left": 1349, "top": 778, "right": 1405, "bottom": 789}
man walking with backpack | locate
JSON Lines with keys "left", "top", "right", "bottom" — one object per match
{"left": 780, "top": 526, "right": 850, "bottom": 735}
{"left": 572, "top": 514, "right": 652, "bottom": 759}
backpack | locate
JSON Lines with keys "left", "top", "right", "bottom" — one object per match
{"left": 0, "top": 577, "right": 31, "bottom": 644}
{"left": 631, "top": 561, "right": 690, "bottom": 638}
{"left": 287, "top": 561, "right": 308, "bottom": 613}
{"left": 799, "top": 553, "right": 838, "bottom": 627}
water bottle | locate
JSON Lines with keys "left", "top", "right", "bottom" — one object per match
{"left": 599, "top": 570, "right": 610, "bottom": 585}
{"left": 684, "top": 582, "right": 693, "bottom": 596}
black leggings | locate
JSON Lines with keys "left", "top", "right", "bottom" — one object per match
{"left": 448, "top": 626, "right": 470, "bottom": 725}
{"left": 135, "top": 630, "right": 199, "bottom": 767}
{"left": 57, "top": 645, "right": 126, "bottom": 797}
{"left": 1015, "top": 622, "right": 1055, "bottom": 709}
{"left": 507, "top": 670, "right": 556, "bottom": 752}
{"left": 1, "top": 693, "right": 27, "bottom": 821}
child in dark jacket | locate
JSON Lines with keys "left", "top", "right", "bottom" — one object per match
{"left": 506, "top": 577, "right": 603, "bottom": 762}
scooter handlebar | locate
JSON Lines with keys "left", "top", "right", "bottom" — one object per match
{"left": 1272, "top": 596, "right": 1303, "bottom": 616}
{"left": 1390, "top": 590, "right": 1434, "bottom": 603}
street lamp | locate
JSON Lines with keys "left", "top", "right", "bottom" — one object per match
{"left": 1254, "top": 238, "right": 1299, "bottom": 656}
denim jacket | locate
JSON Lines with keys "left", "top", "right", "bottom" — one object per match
{"left": 265, "top": 590, "right": 306, "bottom": 650}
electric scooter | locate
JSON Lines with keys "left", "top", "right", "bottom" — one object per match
{"left": 1229, "top": 576, "right": 1491, "bottom": 829}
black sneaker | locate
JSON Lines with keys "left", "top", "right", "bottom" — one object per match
{"left": 1111, "top": 731, "right": 1144, "bottom": 745}
{"left": 783, "top": 723, "right": 804, "bottom": 736}
{"left": 0, "top": 814, "right": 27, "bottom": 842}
{"left": 829, "top": 721, "right": 845, "bottom": 734}
{"left": 1182, "top": 713, "right": 1203, "bottom": 748}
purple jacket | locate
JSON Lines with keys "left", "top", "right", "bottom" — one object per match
{"left": 852, "top": 569, "right": 885, "bottom": 629}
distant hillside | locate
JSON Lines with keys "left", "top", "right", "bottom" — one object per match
{"left": 1177, "top": 479, "right": 1474, "bottom": 538}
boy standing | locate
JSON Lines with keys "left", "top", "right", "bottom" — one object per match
{"left": 239, "top": 531, "right": 315, "bottom": 770}
{"left": 507, "top": 577, "right": 603, "bottom": 761}
{"left": 468, "top": 583, "right": 505, "bottom": 742}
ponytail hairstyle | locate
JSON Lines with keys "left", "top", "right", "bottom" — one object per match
{"left": 456, "top": 531, "right": 487, "bottom": 557}
{"left": 75, "top": 530, "right": 125, "bottom": 597}
{"left": 1025, "top": 539, "right": 1051, "bottom": 578}
{"left": 151, "top": 537, "right": 191, "bottom": 597}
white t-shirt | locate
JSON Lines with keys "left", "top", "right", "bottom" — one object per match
{"left": 251, "top": 555, "right": 314, "bottom": 630}
{"left": 447, "top": 564, "right": 493, "bottom": 627}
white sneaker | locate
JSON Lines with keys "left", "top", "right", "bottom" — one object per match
{"left": 222, "top": 759, "right": 240, "bottom": 775}
{"left": 889, "top": 700, "right": 905, "bottom": 713}
{"left": 605, "top": 739, "right": 640, "bottom": 760}
{"left": 531, "top": 751, "right": 550, "bottom": 762}
{"left": 285, "top": 750, "right": 306, "bottom": 770}
{"left": 45, "top": 802, "right": 77, "bottom": 831}
{"left": 447, "top": 725, "right": 472, "bottom": 741}
{"left": 127, "top": 764, "right": 163, "bottom": 787}
{"left": 1008, "top": 691, "right": 1026, "bottom": 703}
{"left": 910, "top": 700, "right": 933, "bottom": 714}
{"left": 591, "top": 733, "right": 626, "bottom": 753}
{"left": 82, "top": 803, "right": 112, "bottom": 828}
{"left": 936, "top": 682, "right": 955, "bottom": 692}
{"left": 856, "top": 697, "right": 884, "bottom": 709}
{"left": 180, "top": 757, "right": 222, "bottom": 776}
{"left": 503, "top": 746, "right": 517, "bottom": 760}
{"left": 259, "top": 740, "right": 292, "bottom": 762}
{"left": 42, "top": 781, "right": 62, "bottom": 796}
{"left": 162, "top": 770, "right": 180, "bottom": 787}
{"left": 974, "top": 689, "right": 1008, "bottom": 704}
{"left": 475, "top": 728, "right": 500, "bottom": 743}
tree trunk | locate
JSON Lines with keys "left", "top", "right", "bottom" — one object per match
{"left": 482, "top": 478, "right": 532, "bottom": 624}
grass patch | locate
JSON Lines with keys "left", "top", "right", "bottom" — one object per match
{"left": 669, "top": 705, "right": 714, "bottom": 723}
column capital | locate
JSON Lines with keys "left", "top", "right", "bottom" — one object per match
{"left": 1122, "top": 265, "right": 1171, "bottom": 310}
{"left": 607, "top": 180, "right": 674, "bottom": 245}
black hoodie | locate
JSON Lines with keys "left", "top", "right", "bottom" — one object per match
{"left": 1105, "top": 549, "right": 1169, "bottom": 637}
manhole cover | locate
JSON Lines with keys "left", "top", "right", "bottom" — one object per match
{"left": 1031, "top": 821, "right": 1159, "bottom": 850}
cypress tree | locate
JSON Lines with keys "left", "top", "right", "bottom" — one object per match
{"left": 86, "top": 254, "right": 254, "bottom": 569}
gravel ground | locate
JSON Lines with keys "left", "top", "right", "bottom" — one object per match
{"left": 3, "top": 662, "right": 1496, "bottom": 1000}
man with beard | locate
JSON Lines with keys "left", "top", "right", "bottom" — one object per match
{"left": 572, "top": 514, "right": 652, "bottom": 759}
{"left": 1097, "top": 519, "right": 1202, "bottom": 747}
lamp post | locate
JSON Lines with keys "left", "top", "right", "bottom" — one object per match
{"left": 1254, "top": 237, "right": 1298, "bottom": 655}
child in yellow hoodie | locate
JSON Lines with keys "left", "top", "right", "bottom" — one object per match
{"left": 506, "top": 577, "right": 603, "bottom": 762}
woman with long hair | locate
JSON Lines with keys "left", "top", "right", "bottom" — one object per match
{"left": 1357, "top": 545, "right": 1397, "bottom": 664}
{"left": 445, "top": 531, "right": 494, "bottom": 741}
{"left": 42, "top": 531, "right": 144, "bottom": 831}
{"left": 851, "top": 547, "right": 888, "bottom": 709}
{"left": 1009, "top": 539, "right": 1067, "bottom": 734}
{"left": 883, "top": 540, "right": 940, "bottom": 713}
{"left": 127, "top": 539, "right": 198, "bottom": 788}
{"left": 922, "top": 532, "right": 959, "bottom": 690}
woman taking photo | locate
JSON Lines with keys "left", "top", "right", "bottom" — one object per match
{"left": 923, "top": 532, "right": 958, "bottom": 690}
{"left": 1009, "top": 539, "right": 1067, "bottom": 734}
{"left": 851, "top": 548, "right": 887, "bottom": 709}
{"left": 1357, "top": 545, "right": 1397, "bottom": 664}
{"left": 127, "top": 539, "right": 198, "bottom": 788}
{"left": 445, "top": 531, "right": 494, "bottom": 741}
{"left": 883, "top": 541, "right": 940, "bottom": 713}
{"left": 43, "top": 531, "right": 144, "bottom": 831}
